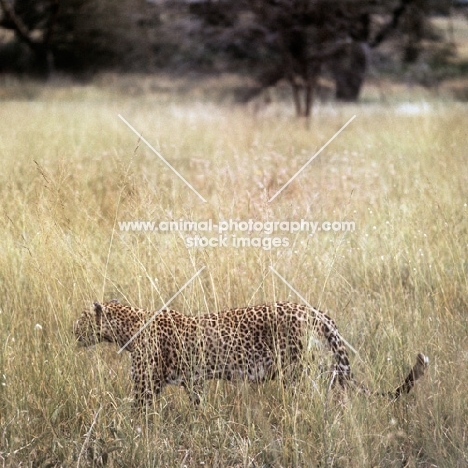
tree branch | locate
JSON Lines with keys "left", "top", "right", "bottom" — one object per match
{"left": 370, "top": 0, "right": 416, "bottom": 48}
{"left": 0, "top": 0, "right": 36, "bottom": 48}
{"left": 43, "top": 0, "right": 59, "bottom": 46}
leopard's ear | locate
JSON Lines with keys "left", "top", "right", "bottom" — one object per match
{"left": 93, "top": 302, "right": 103, "bottom": 317}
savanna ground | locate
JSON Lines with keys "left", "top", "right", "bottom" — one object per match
{"left": 0, "top": 67, "right": 467, "bottom": 468}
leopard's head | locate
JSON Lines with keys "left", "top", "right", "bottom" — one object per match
{"left": 73, "top": 302, "right": 113, "bottom": 347}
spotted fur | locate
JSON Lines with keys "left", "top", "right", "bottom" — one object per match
{"left": 73, "top": 300, "right": 428, "bottom": 406}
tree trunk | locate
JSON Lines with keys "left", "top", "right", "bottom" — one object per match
{"left": 330, "top": 43, "right": 367, "bottom": 102}
{"left": 0, "top": 0, "right": 58, "bottom": 78}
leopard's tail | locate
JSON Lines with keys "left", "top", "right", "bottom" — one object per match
{"left": 386, "top": 353, "right": 429, "bottom": 400}
{"left": 312, "top": 309, "right": 429, "bottom": 399}
{"left": 352, "top": 352, "right": 429, "bottom": 399}
{"left": 311, "top": 309, "right": 354, "bottom": 388}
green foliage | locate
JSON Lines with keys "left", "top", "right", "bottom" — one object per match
{"left": 0, "top": 0, "right": 156, "bottom": 73}
{"left": 50, "top": 0, "right": 153, "bottom": 72}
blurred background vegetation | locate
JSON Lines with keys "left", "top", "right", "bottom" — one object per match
{"left": 1, "top": 0, "right": 468, "bottom": 114}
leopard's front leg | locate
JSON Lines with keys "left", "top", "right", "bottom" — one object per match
{"left": 181, "top": 380, "right": 205, "bottom": 406}
{"left": 131, "top": 355, "right": 163, "bottom": 408}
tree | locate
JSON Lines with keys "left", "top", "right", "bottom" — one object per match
{"left": 0, "top": 0, "right": 154, "bottom": 76}
{"left": 0, "top": 0, "right": 59, "bottom": 76}
{"left": 190, "top": 0, "right": 440, "bottom": 117}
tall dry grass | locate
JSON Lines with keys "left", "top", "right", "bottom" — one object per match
{"left": 0, "top": 79, "right": 467, "bottom": 467}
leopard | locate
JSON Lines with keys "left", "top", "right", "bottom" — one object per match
{"left": 73, "top": 300, "right": 428, "bottom": 407}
